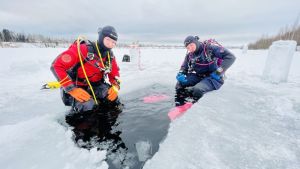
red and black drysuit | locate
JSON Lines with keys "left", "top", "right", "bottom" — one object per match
{"left": 51, "top": 41, "right": 120, "bottom": 109}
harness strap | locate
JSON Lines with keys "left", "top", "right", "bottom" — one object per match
{"left": 203, "top": 39, "right": 224, "bottom": 58}
{"left": 76, "top": 36, "right": 98, "bottom": 105}
{"left": 71, "top": 39, "right": 112, "bottom": 87}
{"left": 76, "top": 77, "right": 103, "bottom": 86}
{"left": 188, "top": 71, "right": 211, "bottom": 78}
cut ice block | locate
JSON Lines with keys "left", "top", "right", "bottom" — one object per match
{"left": 263, "top": 40, "right": 296, "bottom": 83}
{"left": 135, "top": 140, "right": 152, "bottom": 162}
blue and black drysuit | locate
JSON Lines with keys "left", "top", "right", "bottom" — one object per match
{"left": 175, "top": 40, "right": 236, "bottom": 106}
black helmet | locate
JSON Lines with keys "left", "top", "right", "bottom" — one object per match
{"left": 184, "top": 35, "right": 199, "bottom": 47}
{"left": 97, "top": 26, "right": 118, "bottom": 51}
{"left": 98, "top": 26, "right": 118, "bottom": 41}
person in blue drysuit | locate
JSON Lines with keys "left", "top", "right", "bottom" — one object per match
{"left": 175, "top": 36, "right": 236, "bottom": 106}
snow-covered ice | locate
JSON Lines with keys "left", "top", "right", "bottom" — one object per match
{"left": 0, "top": 45, "right": 299, "bottom": 169}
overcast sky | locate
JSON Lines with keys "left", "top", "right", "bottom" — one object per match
{"left": 0, "top": 0, "right": 299, "bottom": 45}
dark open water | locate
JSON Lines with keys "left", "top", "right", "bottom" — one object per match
{"left": 65, "top": 84, "right": 175, "bottom": 169}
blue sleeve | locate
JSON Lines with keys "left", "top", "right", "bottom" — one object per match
{"left": 179, "top": 54, "right": 189, "bottom": 73}
{"left": 209, "top": 45, "right": 236, "bottom": 71}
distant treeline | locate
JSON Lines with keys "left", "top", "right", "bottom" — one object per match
{"left": 249, "top": 19, "right": 300, "bottom": 49}
{"left": 0, "top": 28, "right": 70, "bottom": 43}
{"left": 0, "top": 28, "right": 242, "bottom": 49}
{"left": 0, "top": 28, "right": 180, "bottom": 48}
{"left": 0, "top": 29, "right": 183, "bottom": 48}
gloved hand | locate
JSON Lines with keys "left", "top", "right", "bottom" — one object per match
{"left": 46, "top": 81, "right": 61, "bottom": 89}
{"left": 68, "top": 87, "right": 91, "bottom": 103}
{"left": 107, "top": 85, "right": 119, "bottom": 101}
{"left": 210, "top": 67, "right": 224, "bottom": 81}
{"left": 176, "top": 73, "right": 188, "bottom": 85}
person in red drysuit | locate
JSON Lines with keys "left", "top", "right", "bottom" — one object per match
{"left": 51, "top": 26, "right": 120, "bottom": 112}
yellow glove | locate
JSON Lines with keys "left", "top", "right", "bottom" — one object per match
{"left": 41, "top": 81, "right": 61, "bottom": 89}
{"left": 47, "top": 81, "right": 61, "bottom": 89}
{"left": 107, "top": 85, "right": 119, "bottom": 101}
{"left": 68, "top": 88, "right": 91, "bottom": 103}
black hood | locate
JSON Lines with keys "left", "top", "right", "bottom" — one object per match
{"left": 98, "top": 26, "right": 118, "bottom": 52}
{"left": 184, "top": 35, "right": 201, "bottom": 53}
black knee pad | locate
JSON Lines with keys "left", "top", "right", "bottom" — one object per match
{"left": 192, "top": 88, "right": 204, "bottom": 98}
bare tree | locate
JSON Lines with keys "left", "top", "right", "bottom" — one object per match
{"left": 0, "top": 31, "right": 3, "bottom": 41}
{"left": 2, "top": 29, "right": 13, "bottom": 42}
{"left": 291, "top": 13, "right": 300, "bottom": 40}
{"left": 249, "top": 15, "right": 300, "bottom": 49}
{"left": 16, "top": 33, "right": 26, "bottom": 42}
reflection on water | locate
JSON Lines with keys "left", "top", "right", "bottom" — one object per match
{"left": 65, "top": 101, "right": 124, "bottom": 148}
{"left": 66, "top": 84, "right": 174, "bottom": 169}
